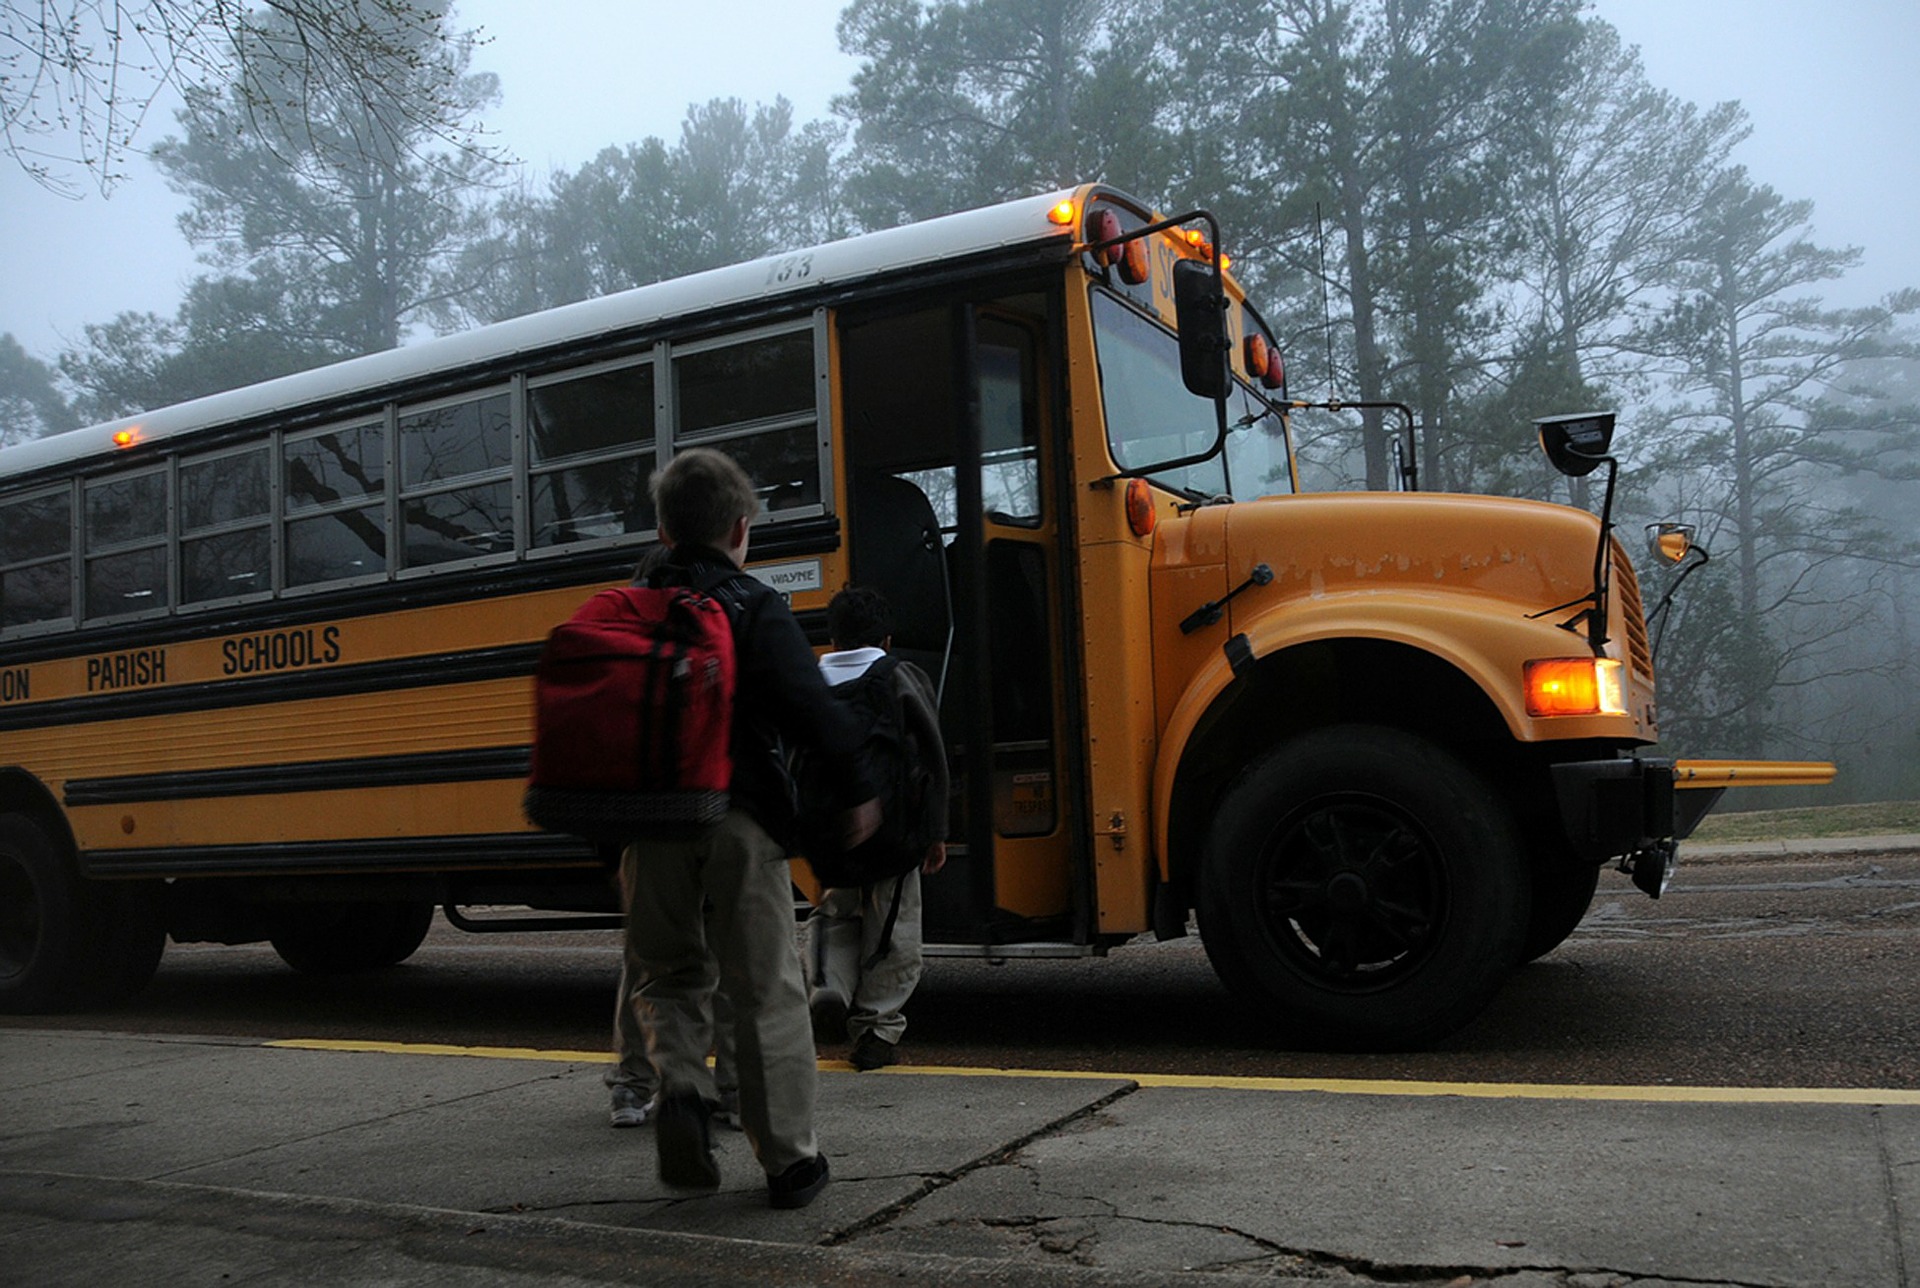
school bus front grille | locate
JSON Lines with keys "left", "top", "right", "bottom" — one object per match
{"left": 1613, "top": 546, "right": 1652, "bottom": 682}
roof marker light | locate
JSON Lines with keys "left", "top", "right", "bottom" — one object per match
{"left": 112, "top": 428, "right": 142, "bottom": 449}
{"left": 1049, "top": 200, "right": 1077, "bottom": 226}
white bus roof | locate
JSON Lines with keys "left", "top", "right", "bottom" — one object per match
{"left": 1, "top": 187, "right": 1090, "bottom": 482}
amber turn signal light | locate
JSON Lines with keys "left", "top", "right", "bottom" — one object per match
{"left": 1524, "top": 658, "right": 1626, "bottom": 717}
{"left": 1125, "top": 477, "right": 1156, "bottom": 537}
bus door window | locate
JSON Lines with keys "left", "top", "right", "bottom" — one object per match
{"left": 983, "top": 537, "right": 1056, "bottom": 838}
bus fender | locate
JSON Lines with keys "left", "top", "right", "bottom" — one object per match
{"left": 1151, "top": 600, "right": 1549, "bottom": 873}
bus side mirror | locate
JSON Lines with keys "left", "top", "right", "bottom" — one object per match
{"left": 1536, "top": 411, "right": 1616, "bottom": 478}
{"left": 1648, "top": 523, "right": 1697, "bottom": 566}
{"left": 1174, "top": 258, "right": 1228, "bottom": 400}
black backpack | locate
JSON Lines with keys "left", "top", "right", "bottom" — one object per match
{"left": 791, "top": 654, "right": 942, "bottom": 891}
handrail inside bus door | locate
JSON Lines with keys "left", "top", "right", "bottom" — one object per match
{"left": 952, "top": 301, "right": 998, "bottom": 936}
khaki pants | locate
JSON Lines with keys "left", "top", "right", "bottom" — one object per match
{"left": 622, "top": 809, "right": 816, "bottom": 1173}
{"left": 807, "top": 870, "right": 923, "bottom": 1046}
{"left": 608, "top": 928, "right": 736, "bottom": 1100}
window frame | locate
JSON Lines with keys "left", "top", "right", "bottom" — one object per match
{"left": 393, "top": 382, "right": 518, "bottom": 579}
{"left": 280, "top": 412, "right": 395, "bottom": 597}
{"left": 81, "top": 463, "right": 173, "bottom": 624}
{"left": 524, "top": 352, "right": 660, "bottom": 562}
{"left": 665, "top": 314, "right": 833, "bottom": 525}
{"left": 0, "top": 481, "right": 79, "bottom": 637}
{"left": 177, "top": 442, "right": 277, "bottom": 610}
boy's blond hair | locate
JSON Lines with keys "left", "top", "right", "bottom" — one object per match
{"left": 651, "top": 447, "right": 758, "bottom": 547}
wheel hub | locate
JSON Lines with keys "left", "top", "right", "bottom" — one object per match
{"left": 1325, "top": 870, "right": 1370, "bottom": 912}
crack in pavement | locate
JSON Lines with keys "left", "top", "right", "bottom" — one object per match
{"left": 815, "top": 1080, "right": 1140, "bottom": 1248}
{"left": 880, "top": 1143, "right": 1814, "bottom": 1288}
{"left": 1873, "top": 1108, "right": 1913, "bottom": 1288}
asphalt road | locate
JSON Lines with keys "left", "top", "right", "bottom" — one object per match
{"left": 9, "top": 850, "right": 1919, "bottom": 1090}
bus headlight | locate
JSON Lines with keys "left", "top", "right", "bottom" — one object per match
{"left": 1525, "top": 657, "right": 1627, "bottom": 718}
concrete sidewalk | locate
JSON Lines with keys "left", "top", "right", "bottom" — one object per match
{"left": 3, "top": 1029, "right": 1917, "bottom": 1286}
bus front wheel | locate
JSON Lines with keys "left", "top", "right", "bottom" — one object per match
{"left": 1196, "top": 725, "right": 1530, "bottom": 1050}
{"left": 1521, "top": 851, "right": 1602, "bottom": 963}
{"left": 269, "top": 900, "right": 436, "bottom": 974}
{"left": 0, "top": 814, "right": 165, "bottom": 1012}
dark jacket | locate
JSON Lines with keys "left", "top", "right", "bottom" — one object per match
{"left": 648, "top": 544, "right": 873, "bottom": 840}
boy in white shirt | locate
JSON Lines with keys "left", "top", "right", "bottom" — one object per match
{"left": 805, "top": 586, "right": 949, "bottom": 1070}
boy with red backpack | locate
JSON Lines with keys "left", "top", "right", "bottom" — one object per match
{"left": 577, "top": 447, "right": 877, "bottom": 1209}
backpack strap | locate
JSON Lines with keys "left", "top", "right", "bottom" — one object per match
{"left": 864, "top": 872, "right": 910, "bottom": 971}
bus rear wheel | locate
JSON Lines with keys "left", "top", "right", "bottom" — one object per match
{"left": 1197, "top": 725, "right": 1530, "bottom": 1050}
{"left": 0, "top": 814, "right": 165, "bottom": 1012}
{"left": 269, "top": 900, "right": 436, "bottom": 974}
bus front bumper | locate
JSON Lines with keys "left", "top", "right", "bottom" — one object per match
{"left": 1549, "top": 757, "right": 1837, "bottom": 898}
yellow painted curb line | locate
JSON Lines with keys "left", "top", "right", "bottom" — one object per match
{"left": 264, "top": 1039, "right": 1920, "bottom": 1106}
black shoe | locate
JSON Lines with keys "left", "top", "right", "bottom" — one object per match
{"left": 850, "top": 1032, "right": 898, "bottom": 1071}
{"left": 655, "top": 1092, "right": 720, "bottom": 1190}
{"left": 768, "top": 1153, "right": 830, "bottom": 1209}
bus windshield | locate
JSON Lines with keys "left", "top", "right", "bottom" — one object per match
{"left": 1090, "top": 290, "right": 1293, "bottom": 501}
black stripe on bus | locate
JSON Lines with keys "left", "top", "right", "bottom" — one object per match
{"left": 62, "top": 745, "right": 532, "bottom": 807}
{"left": 80, "top": 831, "right": 597, "bottom": 879}
{"left": 0, "top": 644, "right": 543, "bottom": 734}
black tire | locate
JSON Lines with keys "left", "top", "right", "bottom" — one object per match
{"left": 1520, "top": 854, "right": 1602, "bottom": 963}
{"left": 68, "top": 880, "right": 167, "bottom": 1006}
{"left": 0, "top": 814, "right": 89, "bottom": 1012}
{"left": 0, "top": 814, "right": 165, "bottom": 1012}
{"left": 269, "top": 900, "right": 435, "bottom": 974}
{"left": 1196, "top": 725, "right": 1530, "bottom": 1050}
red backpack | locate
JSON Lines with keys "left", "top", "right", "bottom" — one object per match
{"left": 523, "top": 583, "right": 738, "bottom": 839}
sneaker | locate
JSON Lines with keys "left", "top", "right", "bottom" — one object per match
{"left": 655, "top": 1092, "right": 720, "bottom": 1190}
{"left": 850, "top": 1032, "right": 898, "bottom": 1071}
{"left": 608, "top": 1085, "right": 656, "bottom": 1129}
{"left": 714, "top": 1088, "right": 744, "bottom": 1132}
{"left": 809, "top": 987, "right": 849, "bottom": 1044}
{"left": 768, "top": 1153, "right": 830, "bottom": 1209}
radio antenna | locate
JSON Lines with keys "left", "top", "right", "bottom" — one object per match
{"left": 1316, "top": 203, "right": 1336, "bottom": 401}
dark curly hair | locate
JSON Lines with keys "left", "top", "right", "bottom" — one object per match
{"left": 826, "top": 585, "right": 894, "bottom": 650}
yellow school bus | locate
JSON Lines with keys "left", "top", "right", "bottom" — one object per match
{"left": 0, "top": 185, "right": 1832, "bottom": 1045}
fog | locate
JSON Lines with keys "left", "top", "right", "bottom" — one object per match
{"left": 2, "top": 0, "right": 1917, "bottom": 359}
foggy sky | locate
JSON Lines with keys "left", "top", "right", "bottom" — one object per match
{"left": 1, "top": 0, "right": 1915, "bottom": 362}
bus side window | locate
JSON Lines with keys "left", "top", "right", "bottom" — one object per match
{"left": 528, "top": 359, "right": 656, "bottom": 547}
{"left": 399, "top": 392, "right": 514, "bottom": 568}
{"left": 0, "top": 488, "right": 74, "bottom": 629}
{"left": 181, "top": 447, "right": 270, "bottom": 604}
{"left": 285, "top": 422, "right": 388, "bottom": 588}
{"left": 672, "top": 326, "right": 823, "bottom": 517}
{"left": 83, "top": 470, "right": 169, "bottom": 619}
